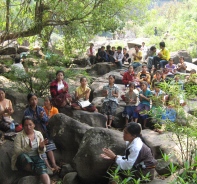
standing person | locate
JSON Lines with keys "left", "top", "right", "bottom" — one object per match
{"left": 71, "top": 77, "right": 97, "bottom": 112}
{"left": 131, "top": 45, "right": 142, "bottom": 69}
{"left": 24, "top": 93, "right": 60, "bottom": 172}
{"left": 113, "top": 46, "right": 124, "bottom": 69}
{"left": 0, "top": 88, "right": 15, "bottom": 132}
{"left": 86, "top": 43, "right": 96, "bottom": 66}
{"left": 11, "top": 116, "right": 50, "bottom": 184}
{"left": 122, "top": 66, "right": 135, "bottom": 87}
{"left": 177, "top": 56, "right": 187, "bottom": 73}
{"left": 135, "top": 82, "right": 152, "bottom": 129}
{"left": 50, "top": 70, "right": 72, "bottom": 108}
{"left": 101, "top": 122, "right": 157, "bottom": 184}
{"left": 122, "top": 83, "right": 138, "bottom": 124}
{"left": 154, "top": 27, "right": 158, "bottom": 36}
{"left": 101, "top": 75, "right": 119, "bottom": 128}
{"left": 43, "top": 96, "right": 59, "bottom": 119}
{"left": 152, "top": 42, "right": 170, "bottom": 70}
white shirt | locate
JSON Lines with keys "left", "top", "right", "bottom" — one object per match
{"left": 12, "top": 63, "right": 25, "bottom": 70}
{"left": 86, "top": 48, "right": 95, "bottom": 56}
{"left": 57, "top": 81, "right": 64, "bottom": 91}
{"left": 116, "top": 137, "right": 143, "bottom": 170}
{"left": 113, "top": 51, "right": 124, "bottom": 62}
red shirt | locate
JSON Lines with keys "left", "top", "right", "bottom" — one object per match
{"left": 122, "top": 71, "right": 135, "bottom": 85}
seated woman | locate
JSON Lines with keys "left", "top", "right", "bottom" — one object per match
{"left": 101, "top": 122, "right": 157, "bottom": 184}
{"left": 11, "top": 116, "right": 50, "bottom": 184}
{"left": 43, "top": 96, "right": 59, "bottom": 119}
{"left": 24, "top": 93, "right": 60, "bottom": 172}
{"left": 135, "top": 82, "right": 152, "bottom": 129}
{"left": 71, "top": 77, "right": 97, "bottom": 112}
{"left": 50, "top": 70, "right": 72, "bottom": 108}
{"left": 101, "top": 75, "right": 119, "bottom": 128}
{"left": 122, "top": 66, "right": 135, "bottom": 88}
{"left": 0, "top": 88, "right": 15, "bottom": 132}
{"left": 122, "top": 83, "right": 138, "bottom": 124}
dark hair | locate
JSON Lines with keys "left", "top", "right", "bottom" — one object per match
{"left": 117, "top": 46, "right": 122, "bottom": 50}
{"left": 0, "top": 88, "right": 5, "bottom": 93}
{"left": 112, "top": 46, "right": 116, "bottom": 49}
{"left": 150, "top": 46, "right": 156, "bottom": 51}
{"left": 106, "top": 45, "right": 111, "bottom": 50}
{"left": 80, "top": 76, "right": 87, "bottom": 82}
{"left": 135, "top": 45, "right": 140, "bottom": 48}
{"left": 159, "top": 42, "right": 165, "bottom": 47}
{"left": 101, "top": 46, "right": 105, "bottom": 49}
{"left": 128, "top": 65, "right": 133, "bottom": 69}
{"left": 44, "top": 96, "right": 52, "bottom": 104}
{"left": 129, "top": 82, "right": 135, "bottom": 88}
{"left": 15, "top": 57, "right": 21, "bottom": 63}
{"left": 27, "top": 93, "right": 37, "bottom": 102}
{"left": 169, "top": 58, "right": 174, "bottom": 61}
{"left": 109, "top": 75, "right": 115, "bottom": 80}
{"left": 22, "top": 116, "right": 35, "bottom": 126}
{"left": 56, "top": 70, "right": 64, "bottom": 76}
{"left": 179, "top": 56, "right": 184, "bottom": 60}
{"left": 126, "top": 122, "right": 141, "bottom": 137}
{"left": 191, "top": 69, "right": 196, "bottom": 74}
{"left": 141, "top": 81, "right": 148, "bottom": 87}
{"left": 155, "top": 70, "right": 162, "bottom": 75}
{"left": 142, "top": 65, "right": 147, "bottom": 68}
{"left": 123, "top": 48, "right": 127, "bottom": 51}
{"left": 90, "top": 43, "right": 94, "bottom": 46}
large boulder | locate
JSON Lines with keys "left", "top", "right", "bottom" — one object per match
{"left": 48, "top": 113, "right": 91, "bottom": 162}
{"left": 17, "top": 46, "right": 29, "bottom": 54}
{"left": 59, "top": 107, "right": 107, "bottom": 128}
{"left": 17, "top": 176, "right": 39, "bottom": 184}
{"left": 63, "top": 172, "right": 80, "bottom": 184}
{"left": 89, "top": 63, "right": 118, "bottom": 75}
{"left": 0, "top": 140, "right": 26, "bottom": 184}
{"left": 73, "top": 128, "right": 125, "bottom": 184}
{"left": 171, "top": 50, "right": 192, "bottom": 64}
{"left": 72, "top": 58, "right": 88, "bottom": 67}
{"left": 0, "top": 47, "right": 17, "bottom": 55}
{"left": 184, "top": 61, "right": 197, "bottom": 72}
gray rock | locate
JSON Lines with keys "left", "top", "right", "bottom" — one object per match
{"left": 17, "top": 46, "right": 29, "bottom": 54}
{"left": 59, "top": 107, "right": 107, "bottom": 128}
{"left": 90, "top": 63, "right": 117, "bottom": 75}
{"left": 18, "top": 176, "right": 39, "bottom": 184}
{"left": 73, "top": 128, "right": 125, "bottom": 184}
{"left": 171, "top": 50, "right": 192, "bottom": 64}
{"left": 0, "top": 47, "right": 17, "bottom": 55}
{"left": 63, "top": 172, "right": 80, "bottom": 184}
{"left": 73, "top": 58, "right": 88, "bottom": 67}
{"left": 155, "top": 159, "right": 171, "bottom": 176}
{"left": 59, "top": 164, "right": 75, "bottom": 178}
{"left": 48, "top": 113, "right": 91, "bottom": 162}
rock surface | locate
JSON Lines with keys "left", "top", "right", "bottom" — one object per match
{"left": 63, "top": 172, "right": 80, "bottom": 184}
{"left": 171, "top": 50, "right": 192, "bottom": 64}
{"left": 73, "top": 128, "right": 125, "bottom": 184}
{"left": 17, "top": 176, "right": 39, "bottom": 184}
{"left": 48, "top": 113, "right": 91, "bottom": 162}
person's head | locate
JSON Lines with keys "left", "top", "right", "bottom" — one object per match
{"left": 0, "top": 88, "right": 6, "bottom": 101}
{"left": 27, "top": 93, "right": 38, "bottom": 107}
{"left": 141, "top": 81, "right": 148, "bottom": 91}
{"left": 90, "top": 43, "right": 94, "bottom": 48}
{"left": 106, "top": 45, "right": 111, "bottom": 50}
{"left": 179, "top": 56, "right": 184, "bottom": 63}
{"left": 101, "top": 46, "right": 105, "bottom": 51}
{"left": 123, "top": 48, "right": 127, "bottom": 53}
{"left": 108, "top": 75, "right": 115, "bottom": 84}
{"left": 128, "top": 65, "right": 134, "bottom": 73}
{"left": 112, "top": 47, "right": 116, "bottom": 51}
{"left": 80, "top": 77, "right": 87, "bottom": 86}
{"left": 44, "top": 96, "right": 52, "bottom": 108}
{"left": 155, "top": 70, "right": 162, "bottom": 80}
{"left": 150, "top": 46, "right": 156, "bottom": 53}
{"left": 174, "top": 74, "right": 180, "bottom": 81}
{"left": 128, "top": 83, "right": 135, "bottom": 92}
{"left": 14, "top": 57, "right": 21, "bottom": 64}
{"left": 190, "top": 69, "right": 196, "bottom": 75}
{"left": 159, "top": 42, "right": 165, "bottom": 49}
{"left": 135, "top": 45, "right": 140, "bottom": 52}
{"left": 154, "top": 82, "right": 160, "bottom": 92}
{"left": 142, "top": 65, "right": 147, "bottom": 72}
{"left": 142, "top": 42, "right": 145, "bottom": 46}
{"left": 117, "top": 46, "right": 122, "bottom": 53}
{"left": 56, "top": 70, "right": 64, "bottom": 81}
{"left": 123, "top": 122, "right": 141, "bottom": 142}
{"left": 22, "top": 116, "right": 35, "bottom": 134}
{"left": 168, "top": 58, "right": 174, "bottom": 65}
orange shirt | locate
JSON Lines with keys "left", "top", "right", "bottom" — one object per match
{"left": 43, "top": 106, "right": 59, "bottom": 119}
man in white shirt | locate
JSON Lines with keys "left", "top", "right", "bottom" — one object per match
{"left": 113, "top": 46, "right": 123, "bottom": 69}
{"left": 11, "top": 57, "right": 26, "bottom": 77}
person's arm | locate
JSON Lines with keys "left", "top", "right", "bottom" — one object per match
{"left": 181, "top": 63, "right": 187, "bottom": 70}
{"left": 122, "top": 73, "right": 129, "bottom": 85}
{"left": 8, "top": 100, "right": 14, "bottom": 115}
{"left": 161, "top": 49, "right": 170, "bottom": 60}
{"left": 38, "top": 107, "right": 49, "bottom": 124}
{"left": 37, "top": 132, "right": 47, "bottom": 154}
{"left": 146, "top": 73, "right": 151, "bottom": 84}
{"left": 112, "top": 87, "right": 119, "bottom": 97}
{"left": 118, "top": 53, "right": 124, "bottom": 62}
{"left": 139, "top": 91, "right": 152, "bottom": 101}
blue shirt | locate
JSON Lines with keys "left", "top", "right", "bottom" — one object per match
{"left": 139, "top": 90, "right": 152, "bottom": 106}
{"left": 24, "top": 106, "right": 49, "bottom": 131}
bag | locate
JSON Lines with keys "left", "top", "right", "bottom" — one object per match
{"left": 78, "top": 100, "right": 91, "bottom": 108}
{"left": 4, "top": 132, "right": 17, "bottom": 141}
